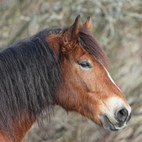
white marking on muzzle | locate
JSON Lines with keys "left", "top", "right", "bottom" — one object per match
{"left": 100, "top": 66, "right": 131, "bottom": 130}
{"left": 101, "top": 97, "right": 131, "bottom": 128}
{"left": 103, "top": 66, "right": 131, "bottom": 115}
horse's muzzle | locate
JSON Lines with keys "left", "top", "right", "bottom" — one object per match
{"left": 101, "top": 107, "right": 131, "bottom": 131}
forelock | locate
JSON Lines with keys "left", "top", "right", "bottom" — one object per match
{"left": 79, "top": 28, "right": 109, "bottom": 68}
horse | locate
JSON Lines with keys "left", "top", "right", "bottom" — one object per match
{"left": 0, "top": 15, "right": 131, "bottom": 142}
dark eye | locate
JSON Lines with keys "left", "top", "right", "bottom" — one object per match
{"left": 78, "top": 61, "right": 92, "bottom": 70}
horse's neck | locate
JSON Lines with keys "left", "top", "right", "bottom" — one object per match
{"left": 0, "top": 116, "right": 35, "bottom": 142}
{"left": 0, "top": 133, "right": 10, "bottom": 142}
{"left": 0, "top": 34, "right": 61, "bottom": 142}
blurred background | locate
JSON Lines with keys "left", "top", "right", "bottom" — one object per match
{"left": 0, "top": 0, "right": 142, "bottom": 142}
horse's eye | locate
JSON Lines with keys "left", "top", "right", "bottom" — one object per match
{"left": 78, "top": 61, "right": 92, "bottom": 70}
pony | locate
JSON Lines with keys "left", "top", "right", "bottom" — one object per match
{"left": 0, "top": 16, "right": 131, "bottom": 142}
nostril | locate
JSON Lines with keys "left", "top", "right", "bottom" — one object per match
{"left": 116, "top": 108, "right": 128, "bottom": 123}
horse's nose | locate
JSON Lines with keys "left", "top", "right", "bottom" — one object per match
{"left": 115, "top": 108, "right": 129, "bottom": 123}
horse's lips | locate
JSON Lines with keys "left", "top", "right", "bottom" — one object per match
{"left": 101, "top": 115, "right": 119, "bottom": 131}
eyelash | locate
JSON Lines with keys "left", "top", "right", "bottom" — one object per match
{"left": 78, "top": 61, "right": 92, "bottom": 70}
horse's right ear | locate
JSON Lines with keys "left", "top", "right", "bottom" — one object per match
{"left": 64, "top": 15, "right": 81, "bottom": 41}
{"left": 83, "top": 16, "right": 92, "bottom": 32}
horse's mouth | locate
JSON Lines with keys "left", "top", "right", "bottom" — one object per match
{"left": 101, "top": 115, "right": 127, "bottom": 131}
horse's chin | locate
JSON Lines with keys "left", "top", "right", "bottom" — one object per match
{"left": 101, "top": 115, "right": 127, "bottom": 131}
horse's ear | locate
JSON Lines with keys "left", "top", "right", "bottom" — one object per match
{"left": 61, "top": 15, "right": 81, "bottom": 54}
{"left": 65, "top": 15, "right": 81, "bottom": 41}
{"left": 83, "top": 16, "right": 92, "bottom": 31}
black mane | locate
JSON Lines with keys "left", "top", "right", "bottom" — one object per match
{"left": 0, "top": 28, "right": 61, "bottom": 135}
{"left": 0, "top": 26, "right": 108, "bottom": 137}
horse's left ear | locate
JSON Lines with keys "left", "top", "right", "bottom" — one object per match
{"left": 62, "top": 15, "right": 81, "bottom": 54}
{"left": 83, "top": 16, "right": 92, "bottom": 32}
{"left": 64, "top": 15, "right": 81, "bottom": 41}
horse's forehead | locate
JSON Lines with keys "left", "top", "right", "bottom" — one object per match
{"left": 73, "top": 45, "right": 86, "bottom": 56}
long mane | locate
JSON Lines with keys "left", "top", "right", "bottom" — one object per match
{"left": 0, "top": 29, "right": 61, "bottom": 134}
{"left": 0, "top": 26, "right": 108, "bottom": 136}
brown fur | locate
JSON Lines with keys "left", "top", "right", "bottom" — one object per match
{"left": 0, "top": 116, "right": 34, "bottom": 142}
{"left": 0, "top": 16, "right": 129, "bottom": 142}
{"left": 47, "top": 17, "right": 128, "bottom": 125}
